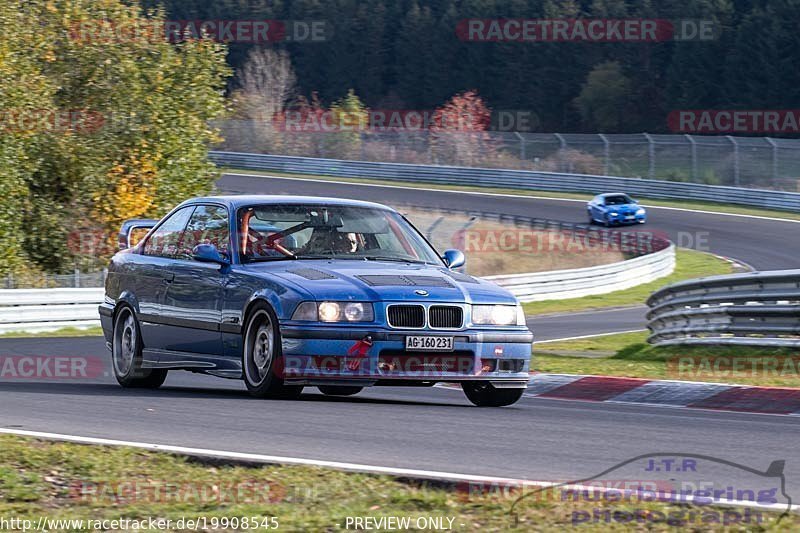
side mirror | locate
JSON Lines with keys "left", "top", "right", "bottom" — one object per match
{"left": 193, "top": 244, "right": 229, "bottom": 266}
{"left": 118, "top": 219, "right": 158, "bottom": 250}
{"left": 442, "top": 249, "right": 465, "bottom": 270}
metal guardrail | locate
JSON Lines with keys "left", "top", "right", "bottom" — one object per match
{"left": 2, "top": 270, "right": 106, "bottom": 289}
{"left": 0, "top": 288, "right": 103, "bottom": 333}
{"left": 490, "top": 244, "right": 675, "bottom": 302}
{"left": 646, "top": 270, "right": 800, "bottom": 347}
{"left": 402, "top": 204, "right": 675, "bottom": 302}
{"left": 211, "top": 150, "right": 800, "bottom": 212}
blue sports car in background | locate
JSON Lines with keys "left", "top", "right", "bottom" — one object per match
{"left": 100, "top": 196, "right": 533, "bottom": 407}
{"left": 587, "top": 193, "right": 647, "bottom": 226}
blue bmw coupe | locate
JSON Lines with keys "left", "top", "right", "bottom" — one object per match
{"left": 587, "top": 193, "right": 647, "bottom": 226}
{"left": 99, "top": 196, "right": 533, "bottom": 406}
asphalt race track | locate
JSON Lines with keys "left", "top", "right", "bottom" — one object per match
{"left": 2, "top": 174, "right": 799, "bottom": 504}
{"left": 2, "top": 336, "right": 800, "bottom": 502}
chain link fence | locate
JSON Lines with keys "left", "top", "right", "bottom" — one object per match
{"left": 215, "top": 120, "right": 800, "bottom": 192}
{"left": 3, "top": 270, "right": 107, "bottom": 289}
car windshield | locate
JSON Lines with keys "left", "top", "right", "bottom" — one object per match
{"left": 238, "top": 204, "right": 443, "bottom": 265}
{"left": 604, "top": 195, "right": 632, "bottom": 205}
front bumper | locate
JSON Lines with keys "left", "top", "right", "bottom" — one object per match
{"left": 608, "top": 213, "right": 646, "bottom": 225}
{"left": 278, "top": 325, "right": 533, "bottom": 386}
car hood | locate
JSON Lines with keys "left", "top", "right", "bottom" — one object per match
{"left": 605, "top": 203, "right": 641, "bottom": 211}
{"left": 241, "top": 260, "right": 517, "bottom": 304}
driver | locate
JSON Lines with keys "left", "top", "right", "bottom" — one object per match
{"left": 299, "top": 228, "right": 362, "bottom": 255}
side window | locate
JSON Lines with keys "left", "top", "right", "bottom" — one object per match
{"left": 180, "top": 205, "right": 230, "bottom": 260}
{"left": 142, "top": 207, "right": 194, "bottom": 258}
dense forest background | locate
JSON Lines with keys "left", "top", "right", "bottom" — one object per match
{"left": 144, "top": 0, "right": 800, "bottom": 133}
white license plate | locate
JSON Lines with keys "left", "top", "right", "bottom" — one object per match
{"left": 625, "top": 215, "right": 635, "bottom": 220}
{"left": 405, "top": 336, "right": 454, "bottom": 352}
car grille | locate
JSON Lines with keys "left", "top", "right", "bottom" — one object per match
{"left": 428, "top": 305, "right": 463, "bottom": 328}
{"left": 386, "top": 304, "right": 464, "bottom": 329}
{"left": 387, "top": 305, "right": 425, "bottom": 328}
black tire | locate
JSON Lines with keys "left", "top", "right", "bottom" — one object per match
{"left": 318, "top": 385, "right": 363, "bottom": 397}
{"left": 462, "top": 382, "right": 524, "bottom": 407}
{"left": 242, "top": 302, "right": 303, "bottom": 399}
{"left": 111, "top": 306, "right": 168, "bottom": 389}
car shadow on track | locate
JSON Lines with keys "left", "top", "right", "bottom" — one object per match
{"left": 0, "top": 381, "right": 465, "bottom": 407}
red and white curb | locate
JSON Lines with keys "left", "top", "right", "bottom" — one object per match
{"left": 526, "top": 373, "right": 800, "bottom": 415}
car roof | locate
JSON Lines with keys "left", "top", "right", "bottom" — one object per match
{"left": 178, "top": 195, "right": 396, "bottom": 211}
{"left": 598, "top": 192, "right": 630, "bottom": 198}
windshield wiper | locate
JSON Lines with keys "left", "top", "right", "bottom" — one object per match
{"left": 363, "top": 256, "right": 429, "bottom": 264}
{"left": 246, "top": 255, "right": 298, "bottom": 263}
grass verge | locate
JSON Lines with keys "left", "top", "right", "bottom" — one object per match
{"left": 221, "top": 167, "right": 800, "bottom": 222}
{"left": 523, "top": 249, "right": 733, "bottom": 316}
{"left": 0, "top": 435, "right": 794, "bottom": 531}
{"left": 536, "top": 331, "right": 800, "bottom": 388}
{"left": 0, "top": 326, "right": 103, "bottom": 339}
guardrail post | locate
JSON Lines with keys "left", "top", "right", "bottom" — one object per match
{"left": 514, "top": 132, "right": 526, "bottom": 162}
{"left": 457, "top": 217, "right": 477, "bottom": 273}
{"left": 598, "top": 133, "right": 610, "bottom": 175}
{"left": 727, "top": 136, "right": 740, "bottom": 187}
{"left": 643, "top": 133, "right": 655, "bottom": 179}
{"left": 74, "top": 269, "right": 80, "bottom": 288}
{"left": 685, "top": 134, "right": 697, "bottom": 181}
{"left": 766, "top": 137, "right": 778, "bottom": 185}
{"left": 425, "top": 216, "right": 445, "bottom": 241}
{"left": 554, "top": 133, "right": 567, "bottom": 172}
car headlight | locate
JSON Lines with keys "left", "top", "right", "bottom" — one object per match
{"left": 472, "top": 304, "right": 525, "bottom": 326}
{"left": 608, "top": 212, "right": 619, "bottom": 217}
{"left": 636, "top": 208, "right": 646, "bottom": 215}
{"left": 292, "top": 301, "right": 374, "bottom": 322}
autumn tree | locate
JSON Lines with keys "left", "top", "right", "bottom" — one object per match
{"left": 230, "top": 48, "right": 297, "bottom": 154}
{"left": 429, "top": 90, "right": 492, "bottom": 167}
{"left": 325, "top": 89, "right": 370, "bottom": 159}
{"left": 0, "top": 0, "right": 230, "bottom": 275}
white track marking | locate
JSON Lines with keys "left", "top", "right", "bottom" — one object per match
{"left": 224, "top": 172, "right": 800, "bottom": 225}
{"left": 535, "top": 329, "right": 647, "bottom": 344}
{"left": 0, "top": 428, "right": 795, "bottom": 513}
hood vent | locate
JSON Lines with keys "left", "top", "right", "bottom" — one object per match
{"left": 287, "top": 268, "right": 336, "bottom": 280}
{"left": 443, "top": 271, "right": 479, "bottom": 284}
{"left": 357, "top": 275, "right": 454, "bottom": 288}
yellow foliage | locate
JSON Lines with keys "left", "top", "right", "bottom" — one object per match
{"left": 92, "top": 149, "right": 158, "bottom": 233}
